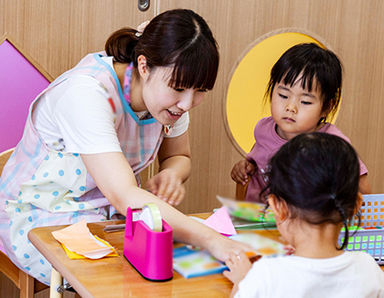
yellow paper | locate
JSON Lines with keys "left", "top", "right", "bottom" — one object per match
{"left": 60, "top": 235, "right": 118, "bottom": 259}
{"left": 52, "top": 220, "right": 117, "bottom": 259}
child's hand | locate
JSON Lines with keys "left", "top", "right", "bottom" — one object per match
{"left": 231, "top": 160, "right": 256, "bottom": 185}
{"left": 145, "top": 169, "right": 185, "bottom": 206}
{"left": 223, "top": 251, "right": 252, "bottom": 284}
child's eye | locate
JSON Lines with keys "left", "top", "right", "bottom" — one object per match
{"left": 301, "top": 101, "right": 312, "bottom": 105}
{"left": 174, "top": 88, "right": 185, "bottom": 92}
{"left": 279, "top": 93, "right": 288, "bottom": 99}
{"left": 197, "top": 88, "right": 208, "bottom": 93}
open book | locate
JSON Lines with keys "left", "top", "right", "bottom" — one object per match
{"left": 173, "top": 233, "right": 285, "bottom": 278}
{"left": 217, "top": 195, "right": 276, "bottom": 229}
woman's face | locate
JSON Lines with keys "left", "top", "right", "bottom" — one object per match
{"left": 141, "top": 66, "right": 207, "bottom": 126}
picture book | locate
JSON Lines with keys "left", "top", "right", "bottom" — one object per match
{"left": 230, "top": 215, "right": 276, "bottom": 230}
{"left": 173, "top": 246, "right": 227, "bottom": 278}
{"left": 217, "top": 195, "right": 276, "bottom": 224}
{"left": 173, "top": 233, "right": 286, "bottom": 278}
{"left": 229, "top": 233, "right": 286, "bottom": 257}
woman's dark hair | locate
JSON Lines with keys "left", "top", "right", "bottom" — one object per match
{"left": 264, "top": 132, "right": 360, "bottom": 250}
{"left": 105, "top": 9, "right": 219, "bottom": 90}
{"left": 265, "top": 43, "right": 342, "bottom": 121}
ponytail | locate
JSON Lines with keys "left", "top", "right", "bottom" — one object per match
{"left": 332, "top": 196, "right": 349, "bottom": 250}
{"left": 105, "top": 28, "right": 139, "bottom": 63}
{"left": 104, "top": 9, "right": 219, "bottom": 90}
{"left": 333, "top": 195, "right": 362, "bottom": 250}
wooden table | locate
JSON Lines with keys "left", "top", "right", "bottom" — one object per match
{"left": 28, "top": 215, "right": 282, "bottom": 298}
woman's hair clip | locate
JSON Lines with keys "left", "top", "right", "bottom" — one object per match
{"left": 329, "top": 193, "right": 337, "bottom": 200}
{"left": 135, "top": 20, "right": 150, "bottom": 38}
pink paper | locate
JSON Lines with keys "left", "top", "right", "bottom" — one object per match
{"left": 204, "top": 206, "right": 237, "bottom": 236}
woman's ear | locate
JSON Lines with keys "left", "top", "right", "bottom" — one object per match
{"left": 268, "top": 194, "right": 289, "bottom": 222}
{"left": 137, "top": 55, "right": 150, "bottom": 81}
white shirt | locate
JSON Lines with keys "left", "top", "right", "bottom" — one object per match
{"left": 235, "top": 251, "right": 384, "bottom": 298}
{"left": 33, "top": 57, "right": 189, "bottom": 154}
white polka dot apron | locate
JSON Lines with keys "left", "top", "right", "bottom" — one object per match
{"left": 0, "top": 53, "right": 164, "bottom": 284}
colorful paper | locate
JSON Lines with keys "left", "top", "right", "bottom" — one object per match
{"left": 59, "top": 235, "right": 118, "bottom": 259}
{"left": 203, "top": 206, "right": 237, "bottom": 236}
{"left": 52, "top": 220, "right": 117, "bottom": 259}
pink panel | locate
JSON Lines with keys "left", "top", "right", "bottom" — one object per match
{"left": 0, "top": 40, "right": 50, "bottom": 152}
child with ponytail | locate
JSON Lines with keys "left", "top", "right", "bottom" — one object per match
{"left": 225, "top": 133, "right": 384, "bottom": 298}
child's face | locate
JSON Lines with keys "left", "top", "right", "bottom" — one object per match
{"left": 271, "top": 77, "right": 326, "bottom": 140}
{"left": 141, "top": 66, "right": 207, "bottom": 126}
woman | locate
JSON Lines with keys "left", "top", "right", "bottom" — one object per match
{"left": 0, "top": 9, "right": 249, "bottom": 284}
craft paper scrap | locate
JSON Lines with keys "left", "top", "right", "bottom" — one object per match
{"left": 203, "top": 206, "right": 237, "bottom": 236}
{"left": 60, "top": 235, "right": 118, "bottom": 260}
{"left": 52, "top": 220, "right": 117, "bottom": 259}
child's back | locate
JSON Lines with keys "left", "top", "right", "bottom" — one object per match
{"left": 225, "top": 133, "right": 384, "bottom": 298}
{"left": 236, "top": 251, "right": 384, "bottom": 298}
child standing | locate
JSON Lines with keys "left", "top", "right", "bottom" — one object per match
{"left": 225, "top": 133, "right": 384, "bottom": 298}
{"left": 231, "top": 43, "right": 370, "bottom": 202}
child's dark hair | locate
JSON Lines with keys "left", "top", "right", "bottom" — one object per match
{"left": 265, "top": 43, "right": 342, "bottom": 122}
{"left": 265, "top": 132, "right": 360, "bottom": 249}
{"left": 105, "top": 9, "right": 219, "bottom": 90}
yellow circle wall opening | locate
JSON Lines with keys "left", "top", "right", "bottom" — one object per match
{"left": 225, "top": 31, "right": 336, "bottom": 155}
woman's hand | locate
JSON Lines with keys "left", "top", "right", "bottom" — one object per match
{"left": 146, "top": 168, "right": 185, "bottom": 206}
{"left": 231, "top": 159, "right": 256, "bottom": 185}
{"left": 205, "top": 235, "right": 253, "bottom": 263}
{"left": 223, "top": 251, "right": 252, "bottom": 284}
{"left": 152, "top": 132, "right": 191, "bottom": 206}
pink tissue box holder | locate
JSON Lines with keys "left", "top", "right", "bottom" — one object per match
{"left": 123, "top": 208, "right": 173, "bottom": 281}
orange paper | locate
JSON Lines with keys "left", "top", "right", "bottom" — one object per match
{"left": 52, "top": 220, "right": 116, "bottom": 259}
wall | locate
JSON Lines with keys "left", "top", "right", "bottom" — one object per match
{"left": 161, "top": 0, "right": 384, "bottom": 213}
{"left": 1, "top": 0, "right": 383, "bottom": 214}
{"left": 1, "top": 0, "right": 383, "bottom": 296}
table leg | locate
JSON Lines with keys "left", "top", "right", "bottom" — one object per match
{"left": 50, "top": 267, "right": 63, "bottom": 298}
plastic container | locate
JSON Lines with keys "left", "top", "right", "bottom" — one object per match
{"left": 123, "top": 207, "right": 173, "bottom": 281}
{"left": 338, "top": 194, "right": 384, "bottom": 264}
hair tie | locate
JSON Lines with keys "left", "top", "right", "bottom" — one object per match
{"left": 135, "top": 20, "right": 150, "bottom": 37}
{"left": 329, "top": 193, "right": 336, "bottom": 200}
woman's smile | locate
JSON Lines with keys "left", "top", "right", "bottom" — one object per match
{"left": 167, "top": 109, "right": 183, "bottom": 121}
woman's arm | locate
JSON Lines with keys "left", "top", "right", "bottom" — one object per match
{"left": 81, "top": 152, "right": 252, "bottom": 261}
{"left": 158, "top": 131, "right": 191, "bottom": 182}
{"left": 146, "top": 131, "right": 191, "bottom": 205}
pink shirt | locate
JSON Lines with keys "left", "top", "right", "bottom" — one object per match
{"left": 245, "top": 117, "right": 368, "bottom": 202}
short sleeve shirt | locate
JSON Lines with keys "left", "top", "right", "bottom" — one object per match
{"left": 33, "top": 57, "right": 189, "bottom": 154}
{"left": 245, "top": 117, "right": 368, "bottom": 201}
